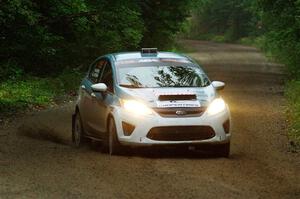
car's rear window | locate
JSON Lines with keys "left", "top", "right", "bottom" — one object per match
{"left": 116, "top": 61, "right": 210, "bottom": 88}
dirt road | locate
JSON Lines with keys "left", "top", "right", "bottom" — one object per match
{"left": 0, "top": 40, "right": 299, "bottom": 198}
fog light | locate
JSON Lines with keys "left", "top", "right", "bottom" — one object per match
{"left": 122, "top": 121, "right": 135, "bottom": 136}
{"left": 223, "top": 119, "right": 230, "bottom": 134}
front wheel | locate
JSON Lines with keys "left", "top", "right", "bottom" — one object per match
{"left": 106, "top": 117, "right": 122, "bottom": 155}
{"left": 72, "top": 112, "right": 84, "bottom": 148}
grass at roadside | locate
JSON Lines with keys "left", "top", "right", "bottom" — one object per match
{"left": 0, "top": 69, "right": 84, "bottom": 114}
{"left": 285, "top": 80, "right": 300, "bottom": 149}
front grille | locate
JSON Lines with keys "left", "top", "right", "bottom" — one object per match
{"left": 147, "top": 126, "right": 215, "bottom": 141}
{"left": 153, "top": 107, "right": 206, "bottom": 117}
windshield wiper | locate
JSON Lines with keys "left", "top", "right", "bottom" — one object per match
{"left": 119, "top": 84, "right": 143, "bottom": 88}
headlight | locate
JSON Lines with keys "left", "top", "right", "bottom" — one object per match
{"left": 121, "top": 99, "right": 153, "bottom": 115}
{"left": 207, "top": 98, "right": 226, "bottom": 115}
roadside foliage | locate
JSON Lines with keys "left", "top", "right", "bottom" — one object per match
{"left": 0, "top": 0, "right": 193, "bottom": 75}
{"left": 0, "top": 0, "right": 194, "bottom": 111}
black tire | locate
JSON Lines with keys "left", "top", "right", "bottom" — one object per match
{"left": 104, "top": 117, "right": 122, "bottom": 155}
{"left": 215, "top": 142, "right": 230, "bottom": 158}
{"left": 72, "top": 112, "right": 84, "bottom": 148}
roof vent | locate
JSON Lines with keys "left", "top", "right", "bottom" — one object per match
{"left": 141, "top": 48, "right": 158, "bottom": 56}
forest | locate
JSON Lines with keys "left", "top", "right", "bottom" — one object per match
{"left": 0, "top": 0, "right": 195, "bottom": 110}
{"left": 0, "top": 0, "right": 299, "bottom": 143}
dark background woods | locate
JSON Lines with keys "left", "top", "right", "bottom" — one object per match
{"left": 1, "top": 0, "right": 299, "bottom": 78}
{"left": 0, "top": 0, "right": 193, "bottom": 76}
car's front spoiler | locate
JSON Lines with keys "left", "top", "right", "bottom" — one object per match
{"left": 119, "top": 135, "right": 231, "bottom": 147}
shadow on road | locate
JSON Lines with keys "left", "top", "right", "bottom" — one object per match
{"left": 87, "top": 141, "right": 238, "bottom": 160}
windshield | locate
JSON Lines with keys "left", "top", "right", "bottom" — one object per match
{"left": 117, "top": 62, "right": 210, "bottom": 88}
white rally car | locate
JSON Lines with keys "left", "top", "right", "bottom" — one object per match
{"left": 72, "top": 48, "right": 231, "bottom": 157}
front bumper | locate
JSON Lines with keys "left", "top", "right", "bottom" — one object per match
{"left": 112, "top": 106, "right": 231, "bottom": 146}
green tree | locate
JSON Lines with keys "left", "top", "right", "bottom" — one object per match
{"left": 259, "top": 0, "right": 300, "bottom": 78}
{"left": 139, "top": 0, "right": 195, "bottom": 49}
{"left": 0, "top": 0, "right": 194, "bottom": 76}
{"left": 0, "top": 0, "right": 144, "bottom": 75}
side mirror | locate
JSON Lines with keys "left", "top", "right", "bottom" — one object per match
{"left": 212, "top": 81, "right": 225, "bottom": 91}
{"left": 91, "top": 83, "right": 107, "bottom": 92}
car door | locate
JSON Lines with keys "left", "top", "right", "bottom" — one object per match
{"left": 80, "top": 58, "right": 107, "bottom": 136}
{"left": 88, "top": 60, "right": 115, "bottom": 137}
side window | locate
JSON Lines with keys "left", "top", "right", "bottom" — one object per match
{"left": 89, "top": 59, "right": 107, "bottom": 83}
{"left": 100, "top": 61, "right": 114, "bottom": 93}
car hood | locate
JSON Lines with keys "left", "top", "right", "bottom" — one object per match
{"left": 117, "top": 86, "right": 216, "bottom": 107}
